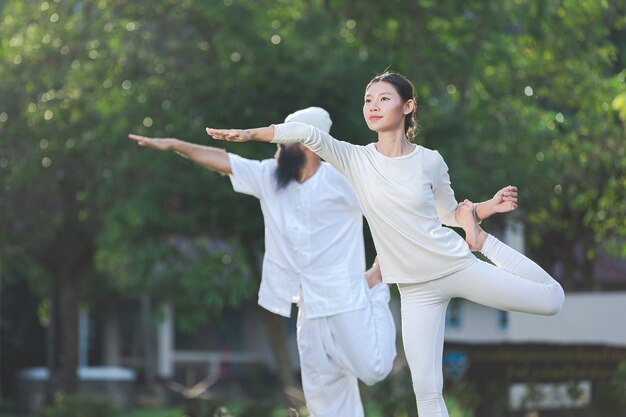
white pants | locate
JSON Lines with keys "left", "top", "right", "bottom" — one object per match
{"left": 398, "top": 234, "right": 564, "bottom": 417}
{"left": 297, "top": 282, "right": 397, "bottom": 417}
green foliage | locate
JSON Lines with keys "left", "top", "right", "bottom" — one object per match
{"left": 116, "top": 409, "right": 183, "bottom": 417}
{"left": 445, "top": 380, "right": 479, "bottom": 416}
{"left": 1, "top": 0, "right": 626, "bottom": 399}
{"left": 593, "top": 361, "right": 626, "bottom": 413}
{"left": 360, "top": 363, "right": 418, "bottom": 416}
{"left": 42, "top": 394, "right": 115, "bottom": 417}
{"left": 1, "top": 0, "right": 623, "bottom": 314}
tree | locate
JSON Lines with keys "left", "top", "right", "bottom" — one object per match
{"left": 333, "top": 0, "right": 626, "bottom": 289}
{"left": 2, "top": 0, "right": 625, "bottom": 405}
{"left": 0, "top": 0, "right": 384, "bottom": 398}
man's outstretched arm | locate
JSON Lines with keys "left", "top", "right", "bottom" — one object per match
{"left": 129, "top": 134, "right": 232, "bottom": 175}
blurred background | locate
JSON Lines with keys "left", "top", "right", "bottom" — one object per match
{"left": 1, "top": 0, "right": 625, "bottom": 416}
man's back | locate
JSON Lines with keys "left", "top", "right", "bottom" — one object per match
{"left": 228, "top": 155, "right": 369, "bottom": 319}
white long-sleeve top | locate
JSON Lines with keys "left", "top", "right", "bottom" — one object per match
{"left": 228, "top": 153, "right": 369, "bottom": 318}
{"left": 272, "top": 122, "right": 476, "bottom": 284}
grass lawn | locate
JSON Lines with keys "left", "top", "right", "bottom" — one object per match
{"left": 117, "top": 409, "right": 184, "bottom": 417}
{"left": 1, "top": 403, "right": 471, "bottom": 417}
{"left": 0, "top": 395, "right": 472, "bottom": 417}
{"left": 0, "top": 408, "right": 186, "bottom": 417}
{"left": 116, "top": 405, "right": 303, "bottom": 417}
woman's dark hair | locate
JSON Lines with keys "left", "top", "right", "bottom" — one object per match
{"left": 366, "top": 72, "right": 419, "bottom": 141}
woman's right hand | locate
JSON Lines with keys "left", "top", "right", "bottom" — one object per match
{"left": 205, "top": 128, "right": 252, "bottom": 142}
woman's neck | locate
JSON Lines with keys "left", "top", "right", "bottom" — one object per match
{"left": 375, "top": 128, "right": 415, "bottom": 157}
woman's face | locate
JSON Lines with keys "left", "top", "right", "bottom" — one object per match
{"left": 363, "top": 81, "right": 413, "bottom": 133}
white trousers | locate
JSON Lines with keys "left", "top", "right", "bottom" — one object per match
{"left": 398, "top": 234, "right": 564, "bottom": 417}
{"left": 297, "top": 282, "right": 397, "bottom": 417}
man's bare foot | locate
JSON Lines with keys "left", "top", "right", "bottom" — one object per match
{"left": 456, "top": 200, "right": 488, "bottom": 251}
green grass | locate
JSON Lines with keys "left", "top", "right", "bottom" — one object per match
{"left": 0, "top": 390, "right": 459, "bottom": 417}
{"left": 118, "top": 405, "right": 306, "bottom": 417}
{"left": 0, "top": 408, "right": 185, "bottom": 417}
{"left": 447, "top": 397, "right": 474, "bottom": 417}
{"left": 117, "top": 408, "right": 184, "bottom": 417}
{"left": 0, "top": 397, "right": 472, "bottom": 417}
{"left": 362, "top": 397, "right": 473, "bottom": 417}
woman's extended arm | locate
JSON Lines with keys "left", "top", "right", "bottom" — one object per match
{"left": 129, "top": 134, "right": 232, "bottom": 175}
{"left": 207, "top": 123, "right": 357, "bottom": 177}
{"left": 204, "top": 126, "right": 275, "bottom": 143}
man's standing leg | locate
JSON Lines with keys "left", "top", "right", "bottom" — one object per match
{"left": 296, "top": 305, "right": 365, "bottom": 417}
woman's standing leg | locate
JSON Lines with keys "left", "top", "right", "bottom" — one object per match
{"left": 398, "top": 281, "right": 451, "bottom": 417}
{"left": 398, "top": 253, "right": 561, "bottom": 417}
{"left": 398, "top": 201, "right": 564, "bottom": 417}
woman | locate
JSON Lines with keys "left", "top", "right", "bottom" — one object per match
{"left": 205, "top": 72, "right": 564, "bottom": 417}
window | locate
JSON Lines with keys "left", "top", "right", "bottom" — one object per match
{"left": 445, "top": 299, "right": 462, "bottom": 329}
{"left": 498, "top": 310, "right": 509, "bottom": 331}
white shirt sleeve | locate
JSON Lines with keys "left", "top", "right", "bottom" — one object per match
{"left": 432, "top": 151, "right": 461, "bottom": 228}
{"left": 321, "top": 163, "right": 361, "bottom": 213}
{"left": 228, "top": 153, "right": 264, "bottom": 199}
{"left": 272, "top": 122, "right": 357, "bottom": 177}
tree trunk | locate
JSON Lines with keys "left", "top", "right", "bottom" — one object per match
{"left": 262, "top": 309, "right": 303, "bottom": 406}
{"left": 141, "top": 290, "right": 157, "bottom": 385}
{"left": 60, "top": 273, "right": 80, "bottom": 393}
{"left": 263, "top": 309, "right": 297, "bottom": 387}
{"left": 242, "top": 246, "right": 299, "bottom": 402}
{"left": 576, "top": 230, "right": 597, "bottom": 291}
{"left": 47, "top": 272, "right": 80, "bottom": 402}
{"left": 103, "top": 301, "right": 121, "bottom": 366}
{"left": 46, "top": 277, "right": 61, "bottom": 402}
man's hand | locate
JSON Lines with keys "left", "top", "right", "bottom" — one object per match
{"left": 128, "top": 134, "right": 176, "bottom": 151}
{"left": 364, "top": 257, "right": 383, "bottom": 289}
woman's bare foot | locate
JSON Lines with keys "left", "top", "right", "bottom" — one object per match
{"left": 456, "top": 200, "right": 488, "bottom": 251}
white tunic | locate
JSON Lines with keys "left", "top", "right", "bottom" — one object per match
{"left": 272, "top": 122, "right": 476, "bottom": 284}
{"left": 228, "top": 153, "right": 369, "bottom": 319}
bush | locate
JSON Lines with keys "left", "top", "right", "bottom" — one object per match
{"left": 42, "top": 394, "right": 115, "bottom": 417}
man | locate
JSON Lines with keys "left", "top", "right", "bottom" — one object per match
{"left": 130, "top": 107, "right": 397, "bottom": 417}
